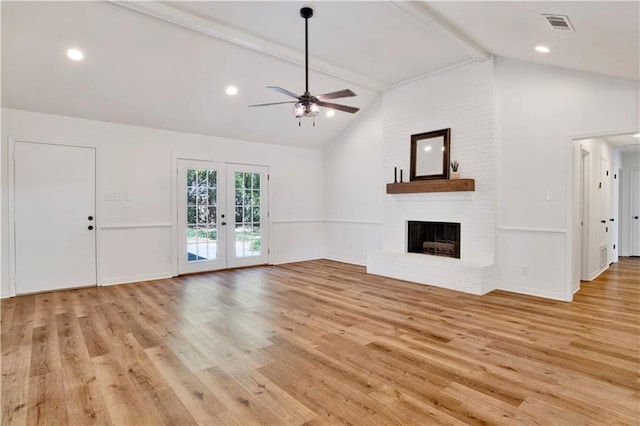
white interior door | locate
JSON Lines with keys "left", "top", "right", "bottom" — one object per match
{"left": 13, "top": 141, "right": 96, "bottom": 294}
{"left": 177, "top": 160, "right": 269, "bottom": 274}
{"left": 177, "top": 160, "right": 226, "bottom": 274}
{"left": 631, "top": 169, "right": 640, "bottom": 256}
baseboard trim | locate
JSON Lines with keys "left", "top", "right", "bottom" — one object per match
{"left": 100, "top": 272, "right": 172, "bottom": 286}
{"left": 323, "top": 255, "right": 366, "bottom": 266}
{"left": 497, "top": 284, "right": 570, "bottom": 302}
{"left": 270, "top": 256, "right": 323, "bottom": 265}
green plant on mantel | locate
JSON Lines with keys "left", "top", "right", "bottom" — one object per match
{"left": 451, "top": 161, "right": 459, "bottom": 172}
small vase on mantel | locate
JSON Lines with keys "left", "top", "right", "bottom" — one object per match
{"left": 450, "top": 161, "right": 460, "bottom": 180}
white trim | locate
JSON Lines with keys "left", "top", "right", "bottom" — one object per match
{"left": 171, "top": 153, "right": 179, "bottom": 276}
{"left": 324, "top": 255, "right": 366, "bottom": 267}
{"left": 8, "top": 138, "right": 16, "bottom": 297}
{"left": 272, "top": 219, "right": 324, "bottom": 224}
{"left": 95, "top": 145, "right": 103, "bottom": 286}
{"left": 391, "top": 59, "right": 478, "bottom": 89}
{"left": 110, "top": 1, "right": 388, "bottom": 93}
{"left": 101, "top": 272, "right": 172, "bottom": 286}
{"left": 497, "top": 283, "right": 570, "bottom": 302}
{"left": 571, "top": 128, "right": 640, "bottom": 141}
{"left": 573, "top": 281, "right": 580, "bottom": 295}
{"left": 101, "top": 223, "right": 172, "bottom": 230}
{"left": 323, "top": 219, "right": 383, "bottom": 225}
{"left": 270, "top": 255, "right": 323, "bottom": 265}
{"left": 497, "top": 226, "right": 567, "bottom": 233}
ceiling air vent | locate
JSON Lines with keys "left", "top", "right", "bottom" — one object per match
{"left": 543, "top": 14, "right": 575, "bottom": 31}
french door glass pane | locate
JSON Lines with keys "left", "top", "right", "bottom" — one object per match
{"left": 234, "top": 172, "right": 262, "bottom": 258}
{"left": 186, "top": 168, "right": 218, "bottom": 263}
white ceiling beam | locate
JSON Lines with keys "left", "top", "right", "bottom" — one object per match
{"left": 110, "top": 1, "right": 390, "bottom": 93}
{"left": 390, "top": 1, "right": 491, "bottom": 62}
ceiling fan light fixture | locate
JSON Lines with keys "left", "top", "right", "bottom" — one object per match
{"left": 294, "top": 101, "right": 319, "bottom": 118}
{"left": 248, "top": 7, "right": 358, "bottom": 122}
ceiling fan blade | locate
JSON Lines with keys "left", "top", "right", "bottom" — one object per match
{"left": 249, "top": 101, "right": 297, "bottom": 107}
{"left": 315, "top": 89, "right": 357, "bottom": 100}
{"left": 316, "top": 101, "right": 360, "bottom": 114}
{"left": 266, "top": 86, "right": 300, "bottom": 99}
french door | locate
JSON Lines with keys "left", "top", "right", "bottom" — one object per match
{"left": 177, "top": 160, "right": 269, "bottom": 274}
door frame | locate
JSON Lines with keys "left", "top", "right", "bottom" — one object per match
{"left": 579, "top": 147, "right": 590, "bottom": 281}
{"left": 171, "top": 152, "right": 271, "bottom": 276}
{"left": 8, "top": 138, "right": 102, "bottom": 297}
{"left": 569, "top": 128, "right": 638, "bottom": 300}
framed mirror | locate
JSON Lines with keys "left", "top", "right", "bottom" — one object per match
{"left": 410, "top": 128, "right": 450, "bottom": 181}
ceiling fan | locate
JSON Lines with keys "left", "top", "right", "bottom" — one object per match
{"left": 249, "top": 7, "right": 359, "bottom": 126}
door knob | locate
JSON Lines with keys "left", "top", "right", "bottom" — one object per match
{"left": 221, "top": 221, "right": 226, "bottom": 226}
{"left": 88, "top": 216, "right": 94, "bottom": 221}
{"left": 600, "top": 220, "right": 606, "bottom": 223}
{"left": 635, "top": 216, "right": 639, "bottom": 219}
{"left": 609, "top": 218, "right": 614, "bottom": 222}
{"left": 88, "top": 225, "right": 94, "bottom": 230}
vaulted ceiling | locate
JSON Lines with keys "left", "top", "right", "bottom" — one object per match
{"left": 2, "top": 1, "right": 638, "bottom": 148}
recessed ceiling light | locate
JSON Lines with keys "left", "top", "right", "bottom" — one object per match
{"left": 66, "top": 48, "right": 84, "bottom": 61}
{"left": 326, "top": 110, "right": 335, "bottom": 117}
{"left": 226, "top": 86, "right": 238, "bottom": 96}
{"left": 633, "top": 133, "right": 640, "bottom": 138}
{"left": 534, "top": 45, "right": 550, "bottom": 53}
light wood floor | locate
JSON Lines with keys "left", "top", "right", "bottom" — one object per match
{"left": 2, "top": 258, "right": 639, "bottom": 425}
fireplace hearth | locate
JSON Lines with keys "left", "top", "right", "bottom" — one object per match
{"left": 407, "top": 221, "right": 460, "bottom": 258}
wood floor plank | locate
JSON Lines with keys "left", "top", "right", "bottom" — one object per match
{"left": 1, "top": 257, "right": 638, "bottom": 425}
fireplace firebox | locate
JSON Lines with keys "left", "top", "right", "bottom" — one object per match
{"left": 407, "top": 221, "right": 460, "bottom": 258}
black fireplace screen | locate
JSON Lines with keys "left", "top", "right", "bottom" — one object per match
{"left": 407, "top": 221, "right": 460, "bottom": 258}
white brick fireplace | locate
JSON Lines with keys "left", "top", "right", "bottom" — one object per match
{"left": 366, "top": 60, "right": 498, "bottom": 295}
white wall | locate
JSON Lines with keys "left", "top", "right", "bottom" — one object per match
{"left": 323, "top": 99, "right": 383, "bottom": 265}
{"left": 1, "top": 108, "right": 324, "bottom": 297}
{"left": 496, "top": 57, "right": 639, "bottom": 300}
{"left": 620, "top": 152, "right": 640, "bottom": 256}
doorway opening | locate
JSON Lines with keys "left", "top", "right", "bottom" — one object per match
{"left": 574, "top": 132, "right": 639, "bottom": 289}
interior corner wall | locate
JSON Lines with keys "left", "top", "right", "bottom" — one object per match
{"left": 1, "top": 108, "right": 324, "bottom": 297}
{"left": 495, "top": 57, "right": 640, "bottom": 300}
{"left": 323, "top": 99, "right": 383, "bottom": 265}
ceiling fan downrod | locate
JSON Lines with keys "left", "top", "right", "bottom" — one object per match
{"left": 300, "top": 7, "right": 313, "bottom": 96}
